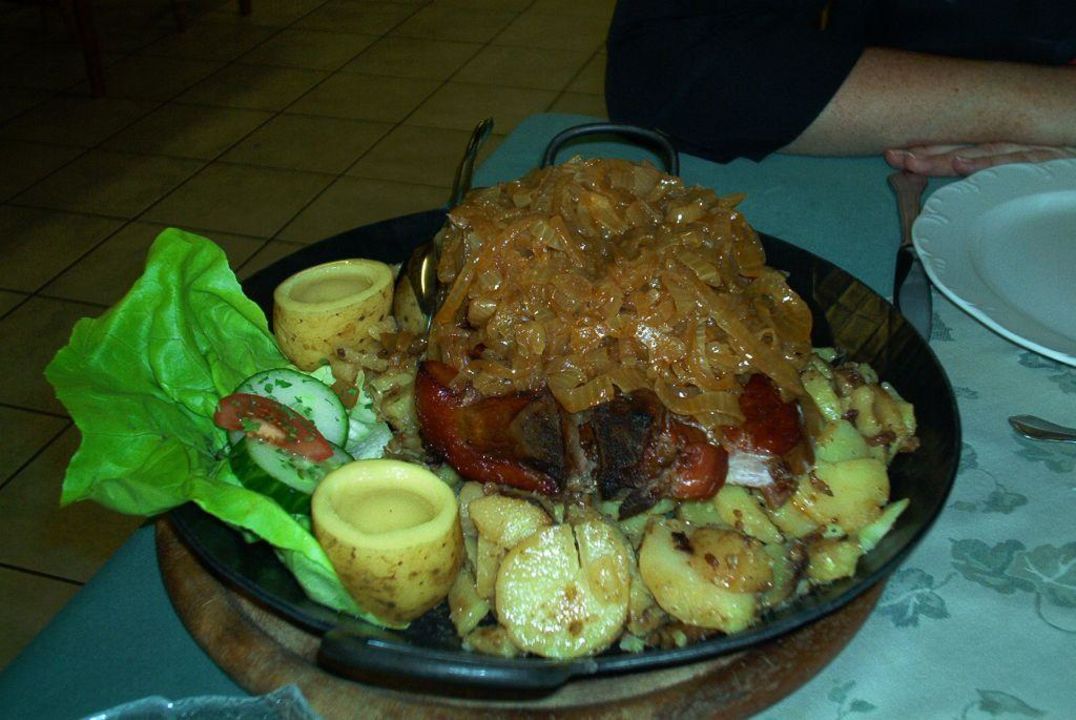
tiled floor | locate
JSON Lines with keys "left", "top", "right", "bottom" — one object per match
{"left": 0, "top": 0, "right": 610, "bottom": 671}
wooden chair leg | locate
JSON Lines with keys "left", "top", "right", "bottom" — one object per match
{"left": 239, "top": 0, "right": 251, "bottom": 17}
{"left": 69, "top": 0, "right": 105, "bottom": 97}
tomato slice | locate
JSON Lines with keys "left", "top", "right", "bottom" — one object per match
{"left": 214, "top": 392, "right": 333, "bottom": 462}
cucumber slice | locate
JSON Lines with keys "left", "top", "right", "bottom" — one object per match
{"left": 234, "top": 462, "right": 313, "bottom": 516}
{"left": 233, "top": 368, "right": 348, "bottom": 447}
{"left": 230, "top": 436, "right": 352, "bottom": 514}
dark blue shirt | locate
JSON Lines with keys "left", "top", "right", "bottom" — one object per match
{"left": 605, "top": 1, "right": 1076, "bottom": 162}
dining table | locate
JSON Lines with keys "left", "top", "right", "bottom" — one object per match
{"left": 1, "top": 113, "right": 1073, "bottom": 719}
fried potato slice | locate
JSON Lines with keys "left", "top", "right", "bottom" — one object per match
{"left": 448, "top": 565, "right": 490, "bottom": 636}
{"left": 793, "top": 458, "right": 889, "bottom": 534}
{"left": 469, "top": 494, "right": 552, "bottom": 600}
{"left": 495, "top": 520, "right": 632, "bottom": 659}
{"left": 638, "top": 518, "right": 770, "bottom": 633}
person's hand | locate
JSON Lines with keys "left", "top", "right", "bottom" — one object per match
{"left": 884, "top": 142, "right": 1076, "bottom": 177}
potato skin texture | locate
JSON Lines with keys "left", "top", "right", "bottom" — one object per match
{"left": 317, "top": 515, "right": 463, "bottom": 626}
{"left": 273, "top": 259, "right": 394, "bottom": 371}
{"left": 312, "top": 460, "right": 464, "bottom": 626}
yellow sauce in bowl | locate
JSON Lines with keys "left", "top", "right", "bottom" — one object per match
{"left": 329, "top": 487, "right": 437, "bottom": 535}
{"left": 289, "top": 273, "right": 373, "bottom": 306}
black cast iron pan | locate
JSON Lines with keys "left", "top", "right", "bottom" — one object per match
{"left": 169, "top": 124, "right": 959, "bottom": 695}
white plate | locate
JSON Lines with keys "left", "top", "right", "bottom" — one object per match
{"left": 913, "top": 158, "right": 1076, "bottom": 366}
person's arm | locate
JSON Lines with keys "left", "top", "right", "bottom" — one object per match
{"left": 781, "top": 47, "right": 1076, "bottom": 175}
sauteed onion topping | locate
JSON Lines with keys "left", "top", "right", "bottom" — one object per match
{"left": 428, "top": 157, "right": 814, "bottom": 437}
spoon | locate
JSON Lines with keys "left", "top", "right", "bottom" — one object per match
{"left": 1008, "top": 414, "right": 1076, "bottom": 443}
{"left": 403, "top": 117, "right": 494, "bottom": 322}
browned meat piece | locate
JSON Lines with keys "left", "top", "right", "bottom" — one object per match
{"left": 580, "top": 390, "right": 729, "bottom": 519}
{"left": 418, "top": 363, "right": 734, "bottom": 511}
{"left": 505, "top": 390, "right": 568, "bottom": 480}
{"left": 581, "top": 390, "right": 663, "bottom": 500}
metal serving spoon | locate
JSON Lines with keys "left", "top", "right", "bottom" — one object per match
{"left": 402, "top": 117, "right": 494, "bottom": 321}
{"left": 1008, "top": 414, "right": 1076, "bottom": 443}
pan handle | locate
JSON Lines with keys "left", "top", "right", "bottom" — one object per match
{"left": 540, "top": 122, "right": 680, "bottom": 175}
{"left": 318, "top": 628, "right": 586, "bottom": 692}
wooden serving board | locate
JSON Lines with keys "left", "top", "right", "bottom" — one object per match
{"left": 156, "top": 518, "right": 882, "bottom": 719}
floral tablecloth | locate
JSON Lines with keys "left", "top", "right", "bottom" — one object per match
{"left": 764, "top": 296, "right": 1076, "bottom": 719}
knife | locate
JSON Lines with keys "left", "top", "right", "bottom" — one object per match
{"left": 887, "top": 171, "right": 933, "bottom": 339}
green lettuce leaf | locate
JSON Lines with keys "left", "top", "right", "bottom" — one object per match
{"left": 44, "top": 228, "right": 385, "bottom": 623}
